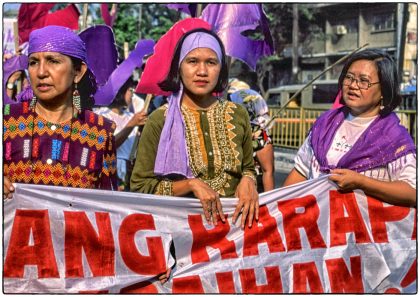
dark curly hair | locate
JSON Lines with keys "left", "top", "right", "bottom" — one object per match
{"left": 338, "top": 48, "right": 401, "bottom": 116}
{"left": 158, "top": 28, "right": 229, "bottom": 93}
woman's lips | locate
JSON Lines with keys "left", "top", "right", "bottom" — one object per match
{"left": 346, "top": 91, "right": 359, "bottom": 100}
{"left": 37, "top": 84, "right": 52, "bottom": 92}
{"left": 194, "top": 80, "right": 208, "bottom": 86}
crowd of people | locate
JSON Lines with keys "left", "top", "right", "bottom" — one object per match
{"left": 3, "top": 21, "right": 417, "bottom": 284}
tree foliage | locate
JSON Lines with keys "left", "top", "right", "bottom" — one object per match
{"left": 93, "top": 4, "right": 179, "bottom": 57}
{"left": 263, "top": 4, "right": 324, "bottom": 56}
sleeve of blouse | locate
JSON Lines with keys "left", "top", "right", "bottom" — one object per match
{"left": 293, "top": 134, "right": 314, "bottom": 178}
{"left": 130, "top": 108, "right": 173, "bottom": 195}
{"left": 99, "top": 122, "right": 118, "bottom": 190}
{"left": 387, "top": 153, "right": 416, "bottom": 189}
{"left": 239, "top": 106, "right": 257, "bottom": 180}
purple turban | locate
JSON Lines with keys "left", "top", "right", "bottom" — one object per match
{"left": 27, "top": 25, "right": 97, "bottom": 96}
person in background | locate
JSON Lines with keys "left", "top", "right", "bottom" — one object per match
{"left": 3, "top": 25, "right": 118, "bottom": 199}
{"left": 283, "top": 48, "right": 416, "bottom": 207}
{"left": 95, "top": 77, "right": 148, "bottom": 190}
{"left": 131, "top": 27, "right": 259, "bottom": 229}
{"left": 228, "top": 77, "right": 275, "bottom": 192}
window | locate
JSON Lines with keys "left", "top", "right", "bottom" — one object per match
{"left": 344, "top": 19, "right": 358, "bottom": 34}
{"left": 373, "top": 13, "right": 395, "bottom": 31}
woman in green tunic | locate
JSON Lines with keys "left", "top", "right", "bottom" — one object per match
{"left": 130, "top": 28, "right": 259, "bottom": 229}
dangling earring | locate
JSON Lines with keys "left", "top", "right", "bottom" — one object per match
{"left": 73, "top": 83, "right": 81, "bottom": 112}
{"left": 30, "top": 96, "right": 37, "bottom": 109}
{"left": 379, "top": 96, "right": 384, "bottom": 110}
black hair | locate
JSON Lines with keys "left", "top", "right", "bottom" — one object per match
{"left": 70, "top": 57, "right": 95, "bottom": 110}
{"left": 236, "top": 71, "right": 260, "bottom": 92}
{"left": 338, "top": 48, "right": 401, "bottom": 116}
{"left": 109, "top": 77, "right": 135, "bottom": 108}
{"left": 158, "top": 28, "right": 229, "bottom": 93}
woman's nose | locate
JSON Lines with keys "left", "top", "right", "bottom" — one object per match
{"left": 349, "top": 78, "right": 359, "bottom": 88}
{"left": 37, "top": 61, "right": 48, "bottom": 78}
{"left": 197, "top": 63, "right": 208, "bottom": 76}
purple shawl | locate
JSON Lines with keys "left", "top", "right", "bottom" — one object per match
{"left": 311, "top": 107, "right": 416, "bottom": 173}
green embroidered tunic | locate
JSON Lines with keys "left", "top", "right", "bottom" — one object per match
{"left": 130, "top": 99, "right": 256, "bottom": 197}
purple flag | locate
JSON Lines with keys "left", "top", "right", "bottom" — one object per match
{"left": 3, "top": 55, "right": 29, "bottom": 104}
{"left": 79, "top": 25, "right": 118, "bottom": 87}
{"left": 166, "top": 4, "right": 197, "bottom": 17}
{"left": 94, "top": 39, "right": 155, "bottom": 106}
{"left": 201, "top": 4, "right": 274, "bottom": 70}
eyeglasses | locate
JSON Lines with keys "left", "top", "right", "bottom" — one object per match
{"left": 343, "top": 74, "right": 380, "bottom": 90}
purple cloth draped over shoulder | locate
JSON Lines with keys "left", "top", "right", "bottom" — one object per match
{"left": 154, "top": 32, "right": 222, "bottom": 178}
{"left": 311, "top": 107, "right": 416, "bottom": 173}
{"left": 154, "top": 84, "right": 194, "bottom": 178}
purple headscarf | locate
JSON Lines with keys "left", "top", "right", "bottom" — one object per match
{"left": 311, "top": 107, "right": 416, "bottom": 173}
{"left": 27, "top": 25, "right": 97, "bottom": 97}
{"left": 154, "top": 32, "right": 223, "bottom": 178}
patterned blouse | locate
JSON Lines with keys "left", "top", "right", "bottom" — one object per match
{"left": 130, "top": 99, "right": 256, "bottom": 197}
{"left": 4, "top": 102, "right": 118, "bottom": 190}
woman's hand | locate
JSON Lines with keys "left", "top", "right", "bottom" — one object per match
{"left": 233, "top": 176, "right": 259, "bottom": 229}
{"left": 3, "top": 176, "right": 15, "bottom": 200}
{"left": 329, "top": 169, "right": 363, "bottom": 191}
{"left": 189, "top": 179, "right": 225, "bottom": 225}
{"left": 158, "top": 267, "right": 171, "bottom": 284}
{"left": 128, "top": 111, "right": 148, "bottom": 128}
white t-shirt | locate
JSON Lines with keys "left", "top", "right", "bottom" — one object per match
{"left": 294, "top": 114, "right": 416, "bottom": 189}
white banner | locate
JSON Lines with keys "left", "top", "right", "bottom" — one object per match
{"left": 3, "top": 176, "right": 416, "bottom": 293}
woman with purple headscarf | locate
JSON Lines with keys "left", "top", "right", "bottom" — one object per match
{"left": 131, "top": 28, "right": 259, "bottom": 229}
{"left": 3, "top": 25, "right": 118, "bottom": 198}
{"left": 284, "top": 49, "right": 416, "bottom": 207}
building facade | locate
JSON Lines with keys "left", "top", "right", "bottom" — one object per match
{"left": 299, "top": 3, "right": 417, "bottom": 84}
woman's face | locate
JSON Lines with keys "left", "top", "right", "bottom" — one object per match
{"left": 28, "top": 52, "right": 83, "bottom": 105}
{"left": 179, "top": 47, "right": 221, "bottom": 99}
{"left": 342, "top": 59, "right": 382, "bottom": 117}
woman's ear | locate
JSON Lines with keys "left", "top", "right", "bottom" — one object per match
{"left": 74, "top": 62, "right": 88, "bottom": 84}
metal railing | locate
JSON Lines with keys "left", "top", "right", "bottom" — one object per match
{"left": 269, "top": 106, "right": 417, "bottom": 149}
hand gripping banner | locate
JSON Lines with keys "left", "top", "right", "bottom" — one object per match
{"left": 3, "top": 176, "right": 416, "bottom": 293}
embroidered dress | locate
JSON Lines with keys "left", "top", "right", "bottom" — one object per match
{"left": 130, "top": 100, "right": 256, "bottom": 197}
{"left": 4, "top": 101, "right": 118, "bottom": 190}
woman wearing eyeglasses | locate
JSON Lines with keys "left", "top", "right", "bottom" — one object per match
{"left": 283, "top": 49, "right": 416, "bottom": 207}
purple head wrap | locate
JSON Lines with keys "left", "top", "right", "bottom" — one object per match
{"left": 154, "top": 32, "right": 223, "bottom": 178}
{"left": 27, "top": 25, "right": 97, "bottom": 97}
